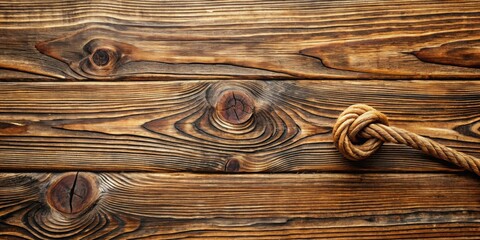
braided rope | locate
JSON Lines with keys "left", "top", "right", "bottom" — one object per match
{"left": 333, "top": 104, "right": 480, "bottom": 176}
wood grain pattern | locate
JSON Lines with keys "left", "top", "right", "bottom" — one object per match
{"left": 1, "top": 172, "right": 480, "bottom": 239}
{"left": 0, "top": 80, "right": 478, "bottom": 172}
{"left": 413, "top": 40, "right": 480, "bottom": 69}
{"left": 1, "top": 0, "right": 480, "bottom": 80}
{"left": 2, "top": 1, "right": 480, "bottom": 239}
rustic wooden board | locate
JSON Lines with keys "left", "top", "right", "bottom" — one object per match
{"left": 2, "top": 1, "right": 480, "bottom": 239}
{"left": 0, "top": 80, "right": 478, "bottom": 172}
{"left": 1, "top": 172, "right": 480, "bottom": 239}
{"left": 1, "top": 0, "right": 480, "bottom": 80}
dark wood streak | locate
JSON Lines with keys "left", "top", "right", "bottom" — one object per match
{"left": 0, "top": 1, "right": 480, "bottom": 80}
{"left": 0, "top": 122, "right": 28, "bottom": 134}
{"left": 300, "top": 34, "right": 480, "bottom": 77}
{"left": 0, "top": 80, "right": 478, "bottom": 173}
{"left": 1, "top": 172, "right": 480, "bottom": 239}
{"left": 413, "top": 40, "right": 480, "bottom": 69}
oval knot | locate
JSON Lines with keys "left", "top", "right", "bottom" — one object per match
{"left": 332, "top": 104, "right": 389, "bottom": 161}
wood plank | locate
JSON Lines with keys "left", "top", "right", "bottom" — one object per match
{"left": 0, "top": 80, "right": 478, "bottom": 172}
{"left": 1, "top": 0, "right": 480, "bottom": 80}
{"left": 1, "top": 172, "right": 480, "bottom": 239}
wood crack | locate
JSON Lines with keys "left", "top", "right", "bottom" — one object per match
{"left": 68, "top": 172, "right": 79, "bottom": 214}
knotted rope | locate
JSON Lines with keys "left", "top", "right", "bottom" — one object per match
{"left": 333, "top": 104, "right": 480, "bottom": 176}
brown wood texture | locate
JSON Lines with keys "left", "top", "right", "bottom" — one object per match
{"left": 0, "top": 80, "right": 478, "bottom": 172}
{"left": 1, "top": 0, "right": 480, "bottom": 80}
{"left": 1, "top": 172, "right": 480, "bottom": 239}
{"left": 2, "top": 1, "right": 480, "bottom": 238}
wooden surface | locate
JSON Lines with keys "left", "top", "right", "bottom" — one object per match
{"left": 0, "top": 80, "right": 478, "bottom": 172}
{"left": 0, "top": 0, "right": 480, "bottom": 80}
{"left": 1, "top": 0, "right": 480, "bottom": 239}
{"left": 2, "top": 172, "right": 480, "bottom": 239}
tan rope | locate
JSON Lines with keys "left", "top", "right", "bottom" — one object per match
{"left": 333, "top": 104, "right": 480, "bottom": 176}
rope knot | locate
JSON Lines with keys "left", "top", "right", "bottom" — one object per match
{"left": 333, "top": 104, "right": 389, "bottom": 161}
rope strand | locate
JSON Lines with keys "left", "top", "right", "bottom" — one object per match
{"left": 333, "top": 104, "right": 480, "bottom": 176}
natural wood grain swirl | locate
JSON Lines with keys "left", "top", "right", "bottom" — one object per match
{"left": 1, "top": 172, "right": 480, "bottom": 239}
{"left": 1, "top": 0, "right": 480, "bottom": 80}
{"left": 0, "top": 80, "right": 478, "bottom": 172}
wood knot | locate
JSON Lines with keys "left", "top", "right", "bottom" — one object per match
{"left": 36, "top": 33, "right": 139, "bottom": 78}
{"left": 80, "top": 39, "right": 134, "bottom": 77}
{"left": 215, "top": 90, "right": 255, "bottom": 126}
{"left": 225, "top": 158, "right": 241, "bottom": 172}
{"left": 91, "top": 48, "right": 111, "bottom": 67}
{"left": 46, "top": 172, "right": 98, "bottom": 215}
{"left": 84, "top": 40, "right": 122, "bottom": 75}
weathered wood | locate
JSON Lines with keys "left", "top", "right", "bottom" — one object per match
{"left": 1, "top": 0, "right": 480, "bottom": 80}
{"left": 0, "top": 80, "right": 478, "bottom": 172}
{"left": 1, "top": 1, "right": 479, "bottom": 239}
{"left": 1, "top": 172, "right": 480, "bottom": 239}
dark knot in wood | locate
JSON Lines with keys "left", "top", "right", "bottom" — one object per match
{"left": 215, "top": 90, "right": 254, "bottom": 125}
{"left": 82, "top": 39, "right": 132, "bottom": 77}
{"left": 225, "top": 158, "right": 241, "bottom": 172}
{"left": 91, "top": 49, "right": 111, "bottom": 67}
{"left": 46, "top": 173, "right": 97, "bottom": 215}
{"left": 87, "top": 45, "right": 117, "bottom": 71}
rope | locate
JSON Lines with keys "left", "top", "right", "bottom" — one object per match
{"left": 333, "top": 104, "right": 480, "bottom": 176}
